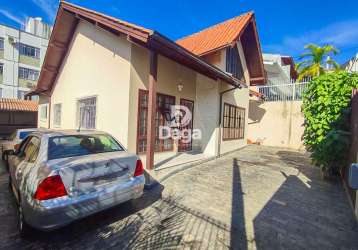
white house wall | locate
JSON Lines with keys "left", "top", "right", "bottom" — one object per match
{"left": 47, "top": 21, "right": 132, "bottom": 147}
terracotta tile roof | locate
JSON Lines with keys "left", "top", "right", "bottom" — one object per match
{"left": 0, "top": 98, "right": 38, "bottom": 112}
{"left": 176, "top": 12, "right": 253, "bottom": 56}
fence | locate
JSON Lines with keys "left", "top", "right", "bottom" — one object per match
{"left": 257, "top": 81, "right": 309, "bottom": 102}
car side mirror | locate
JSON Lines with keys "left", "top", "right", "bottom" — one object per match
{"left": 14, "top": 144, "right": 20, "bottom": 151}
{"left": 348, "top": 163, "right": 358, "bottom": 189}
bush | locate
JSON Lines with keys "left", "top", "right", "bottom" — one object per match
{"left": 302, "top": 71, "right": 358, "bottom": 174}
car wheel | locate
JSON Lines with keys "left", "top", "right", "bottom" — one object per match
{"left": 17, "top": 203, "right": 32, "bottom": 237}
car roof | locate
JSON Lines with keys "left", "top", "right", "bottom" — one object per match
{"left": 31, "top": 129, "right": 109, "bottom": 138}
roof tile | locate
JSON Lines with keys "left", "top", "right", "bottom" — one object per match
{"left": 176, "top": 12, "right": 253, "bottom": 56}
{"left": 0, "top": 98, "right": 38, "bottom": 112}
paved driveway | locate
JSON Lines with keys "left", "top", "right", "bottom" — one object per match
{"left": 0, "top": 145, "right": 357, "bottom": 249}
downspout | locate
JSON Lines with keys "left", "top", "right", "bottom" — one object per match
{"left": 217, "top": 83, "right": 242, "bottom": 157}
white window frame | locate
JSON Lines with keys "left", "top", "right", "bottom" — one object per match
{"left": 18, "top": 67, "right": 39, "bottom": 81}
{"left": 77, "top": 96, "right": 97, "bottom": 129}
{"left": 53, "top": 103, "right": 62, "bottom": 127}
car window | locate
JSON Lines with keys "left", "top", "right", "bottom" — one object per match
{"left": 48, "top": 134, "right": 124, "bottom": 160}
{"left": 23, "top": 137, "right": 40, "bottom": 163}
{"left": 17, "top": 136, "right": 32, "bottom": 156}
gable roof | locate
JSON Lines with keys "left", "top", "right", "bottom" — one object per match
{"left": 0, "top": 98, "right": 38, "bottom": 112}
{"left": 177, "top": 12, "right": 266, "bottom": 85}
{"left": 29, "top": 1, "right": 246, "bottom": 97}
{"left": 176, "top": 13, "right": 253, "bottom": 56}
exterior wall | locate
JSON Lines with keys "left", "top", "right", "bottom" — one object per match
{"left": 47, "top": 21, "right": 132, "bottom": 147}
{"left": 219, "top": 84, "right": 249, "bottom": 154}
{"left": 127, "top": 44, "right": 197, "bottom": 153}
{"left": 248, "top": 100, "right": 305, "bottom": 150}
{"left": 0, "top": 22, "right": 49, "bottom": 99}
{"left": 203, "top": 40, "right": 250, "bottom": 84}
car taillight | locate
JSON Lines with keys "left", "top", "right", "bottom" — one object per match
{"left": 34, "top": 175, "right": 67, "bottom": 200}
{"left": 134, "top": 160, "right": 144, "bottom": 177}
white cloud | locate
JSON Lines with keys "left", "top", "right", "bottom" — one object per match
{"left": 264, "top": 19, "right": 358, "bottom": 57}
{"left": 0, "top": 9, "right": 26, "bottom": 26}
{"left": 31, "top": 0, "right": 58, "bottom": 21}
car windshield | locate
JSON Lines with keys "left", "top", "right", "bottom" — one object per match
{"left": 48, "top": 134, "right": 124, "bottom": 160}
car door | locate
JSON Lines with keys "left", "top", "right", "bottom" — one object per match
{"left": 10, "top": 136, "right": 41, "bottom": 193}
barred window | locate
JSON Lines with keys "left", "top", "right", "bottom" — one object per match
{"left": 19, "top": 43, "right": 40, "bottom": 59}
{"left": 77, "top": 97, "right": 96, "bottom": 129}
{"left": 53, "top": 103, "right": 62, "bottom": 127}
{"left": 0, "top": 38, "right": 4, "bottom": 50}
{"left": 222, "top": 103, "right": 245, "bottom": 140}
{"left": 19, "top": 67, "right": 39, "bottom": 81}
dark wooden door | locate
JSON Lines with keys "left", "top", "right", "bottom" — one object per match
{"left": 178, "top": 99, "right": 194, "bottom": 152}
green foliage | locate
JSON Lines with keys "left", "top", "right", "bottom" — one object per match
{"left": 296, "top": 44, "right": 340, "bottom": 80}
{"left": 302, "top": 71, "right": 358, "bottom": 174}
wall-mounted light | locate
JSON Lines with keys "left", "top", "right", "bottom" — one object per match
{"left": 178, "top": 81, "right": 183, "bottom": 92}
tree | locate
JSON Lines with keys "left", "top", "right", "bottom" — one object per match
{"left": 296, "top": 44, "right": 339, "bottom": 80}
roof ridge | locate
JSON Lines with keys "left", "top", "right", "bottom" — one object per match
{"left": 176, "top": 11, "right": 253, "bottom": 42}
{"left": 61, "top": 1, "right": 153, "bottom": 34}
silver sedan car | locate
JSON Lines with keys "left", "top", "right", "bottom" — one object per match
{"left": 8, "top": 130, "right": 145, "bottom": 235}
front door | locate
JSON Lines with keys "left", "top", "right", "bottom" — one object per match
{"left": 178, "top": 99, "right": 194, "bottom": 152}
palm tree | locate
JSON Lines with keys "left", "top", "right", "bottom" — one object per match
{"left": 296, "top": 44, "right": 339, "bottom": 80}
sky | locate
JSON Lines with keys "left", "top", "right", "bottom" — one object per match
{"left": 0, "top": 0, "right": 357, "bottom": 64}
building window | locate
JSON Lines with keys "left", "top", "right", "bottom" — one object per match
{"left": 53, "top": 103, "right": 62, "bottom": 127}
{"left": 137, "top": 90, "right": 175, "bottom": 153}
{"left": 77, "top": 97, "right": 96, "bottom": 129}
{"left": 222, "top": 103, "right": 245, "bottom": 140}
{"left": 0, "top": 88, "right": 2, "bottom": 98}
{"left": 19, "top": 67, "right": 39, "bottom": 81}
{"left": 0, "top": 38, "right": 4, "bottom": 50}
{"left": 40, "top": 105, "right": 48, "bottom": 120}
{"left": 17, "top": 90, "right": 27, "bottom": 99}
{"left": 19, "top": 43, "right": 40, "bottom": 59}
{"left": 0, "top": 63, "right": 3, "bottom": 75}
{"left": 226, "top": 46, "right": 245, "bottom": 81}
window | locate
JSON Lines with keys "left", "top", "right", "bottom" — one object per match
{"left": 19, "top": 43, "right": 40, "bottom": 59}
{"left": 40, "top": 105, "right": 48, "bottom": 120}
{"left": 226, "top": 46, "right": 245, "bottom": 81}
{"left": 19, "top": 131, "right": 35, "bottom": 140}
{"left": 24, "top": 137, "right": 40, "bottom": 163}
{"left": 0, "top": 38, "right": 4, "bottom": 50}
{"left": 17, "top": 90, "right": 27, "bottom": 100}
{"left": 19, "top": 67, "right": 39, "bottom": 81}
{"left": 222, "top": 103, "right": 245, "bottom": 140}
{"left": 0, "top": 88, "right": 2, "bottom": 98}
{"left": 0, "top": 63, "right": 3, "bottom": 75}
{"left": 48, "top": 134, "right": 124, "bottom": 160}
{"left": 53, "top": 103, "right": 61, "bottom": 127}
{"left": 77, "top": 97, "right": 96, "bottom": 129}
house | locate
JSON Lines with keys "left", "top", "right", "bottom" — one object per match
{"left": 0, "top": 98, "right": 37, "bottom": 137}
{"left": 342, "top": 53, "right": 358, "bottom": 73}
{"left": 28, "top": 1, "right": 265, "bottom": 169}
{"left": 262, "top": 54, "right": 297, "bottom": 85}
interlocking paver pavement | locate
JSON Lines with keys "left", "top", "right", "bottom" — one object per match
{"left": 0, "top": 145, "right": 357, "bottom": 249}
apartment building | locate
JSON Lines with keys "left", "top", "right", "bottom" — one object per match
{"left": 0, "top": 17, "right": 52, "bottom": 99}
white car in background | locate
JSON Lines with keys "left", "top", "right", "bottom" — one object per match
{"left": 1, "top": 128, "right": 38, "bottom": 161}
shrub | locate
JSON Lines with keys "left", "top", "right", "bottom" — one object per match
{"left": 302, "top": 71, "right": 358, "bottom": 174}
